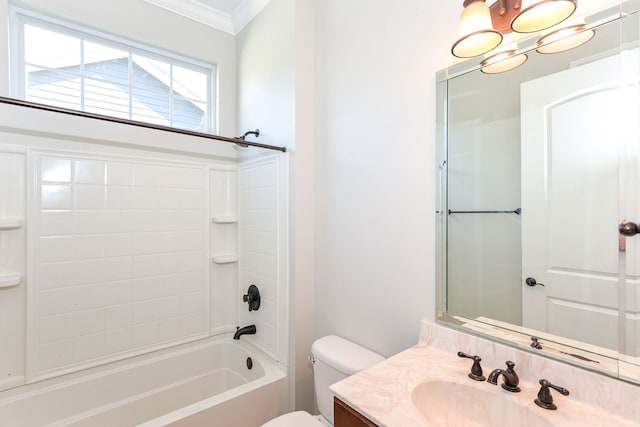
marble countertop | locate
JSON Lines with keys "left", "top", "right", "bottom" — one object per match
{"left": 330, "top": 330, "right": 639, "bottom": 427}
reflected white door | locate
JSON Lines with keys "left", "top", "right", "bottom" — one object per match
{"left": 521, "top": 52, "right": 638, "bottom": 351}
{"left": 621, "top": 49, "right": 640, "bottom": 358}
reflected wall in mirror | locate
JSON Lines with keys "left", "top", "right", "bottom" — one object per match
{"left": 436, "top": 5, "right": 640, "bottom": 383}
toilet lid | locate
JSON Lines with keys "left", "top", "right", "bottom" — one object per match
{"left": 261, "top": 411, "right": 325, "bottom": 427}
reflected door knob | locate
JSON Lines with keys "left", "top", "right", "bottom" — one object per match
{"left": 619, "top": 221, "right": 640, "bottom": 237}
{"left": 526, "top": 277, "right": 544, "bottom": 287}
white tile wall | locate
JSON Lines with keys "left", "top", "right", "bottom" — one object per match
{"left": 209, "top": 167, "right": 238, "bottom": 335}
{"left": 0, "top": 149, "right": 27, "bottom": 391}
{"left": 238, "top": 157, "right": 283, "bottom": 361}
{"left": 27, "top": 151, "right": 210, "bottom": 381}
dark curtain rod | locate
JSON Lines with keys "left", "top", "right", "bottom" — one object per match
{"left": 0, "top": 96, "right": 287, "bottom": 153}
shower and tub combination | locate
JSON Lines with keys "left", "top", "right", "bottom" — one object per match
{"left": 0, "top": 339, "right": 286, "bottom": 426}
{"left": 0, "top": 99, "right": 290, "bottom": 426}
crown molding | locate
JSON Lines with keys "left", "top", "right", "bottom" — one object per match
{"left": 232, "top": 0, "right": 271, "bottom": 34}
{"left": 143, "top": 0, "right": 270, "bottom": 35}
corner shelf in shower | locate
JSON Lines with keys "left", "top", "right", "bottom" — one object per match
{"left": 211, "top": 216, "right": 238, "bottom": 224}
{"left": 0, "top": 218, "right": 23, "bottom": 230}
{"left": 211, "top": 255, "right": 238, "bottom": 264}
{"left": 0, "top": 273, "right": 22, "bottom": 289}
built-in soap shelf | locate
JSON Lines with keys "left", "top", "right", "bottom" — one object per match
{"left": 0, "top": 219, "right": 25, "bottom": 288}
{"left": 211, "top": 255, "right": 238, "bottom": 264}
{"left": 0, "top": 273, "right": 22, "bottom": 289}
{"left": 211, "top": 216, "right": 237, "bottom": 264}
{"left": 0, "top": 218, "right": 24, "bottom": 230}
{"left": 211, "top": 216, "right": 238, "bottom": 224}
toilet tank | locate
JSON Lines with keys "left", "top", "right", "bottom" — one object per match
{"left": 311, "top": 335, "right": 384, "bottom": 424}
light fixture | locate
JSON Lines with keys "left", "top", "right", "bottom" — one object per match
{"left": 481, "top": 50, "right": 528, "bottom": 73}
{"left": 536, "top": 24, "right": 595, "bottom": 54}
{"left": 511, "top": 0, "right": 577, "bottom": 33}
{"left": 451, "top": 0, "right": 584, "bottom": 65}
{"left": 452, "top": 0, "right": 503, "bottom": 58}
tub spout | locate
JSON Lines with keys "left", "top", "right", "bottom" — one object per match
{"left": 233, "top": 324, "right": 256, "bottom": 340}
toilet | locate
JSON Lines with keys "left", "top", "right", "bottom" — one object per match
{"left": 262, "top": 335, "right": 385, "bottom": 427}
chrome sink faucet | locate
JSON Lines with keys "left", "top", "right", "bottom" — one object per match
{"left": 487, "top": 361, "right": 521, "bottom": 392}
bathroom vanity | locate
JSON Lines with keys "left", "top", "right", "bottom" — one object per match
{"left": 334, "top": 398, "right": 378, "bottom": 427}
{"left": 330, "top": 321, "right": 640, "bottom": 427}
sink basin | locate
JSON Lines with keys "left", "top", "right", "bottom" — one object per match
{"left": 411, "top": 381, "right": 555, "bottom": 427}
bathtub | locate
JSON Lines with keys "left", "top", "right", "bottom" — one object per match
{"left": 0, "top": 336, "right": 288, "bottom": 427}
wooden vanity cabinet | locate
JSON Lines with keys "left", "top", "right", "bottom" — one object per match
{"left": 334, "top": 397, "right": 379, "bottom": 427}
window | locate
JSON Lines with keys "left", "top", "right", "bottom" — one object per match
{"left": 13, "top": 10, "right": 216, "bottom": 133}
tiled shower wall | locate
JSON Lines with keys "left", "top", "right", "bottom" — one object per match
{"left": 28, "top": 150, "right": 210, "bottom": 381}
{"left": 238, "top": 156, "right": 288, "bottom": 364}
{"left": 0, "top": 104, "right": 288, "bottom": 391}
{"left": 0, "top": 146, "right": 26, "bottom": 391}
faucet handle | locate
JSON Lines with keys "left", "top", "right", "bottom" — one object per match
{"left": 242, "top": 284, "right": 261, "bottom": 311}
{"left": 457, "top": 351, "right": 486, "bottom": 381}
{"left": 534, "top": 379, "right": 570, "bottom": 410}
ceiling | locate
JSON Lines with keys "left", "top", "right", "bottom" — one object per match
{"left": 143, "top": 0, "right": 270, "bottom": 35}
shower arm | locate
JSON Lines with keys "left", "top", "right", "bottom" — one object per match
{"left": 234, "top": 129, "right": 260, "bottom": 148}
{"left": 235, "top": 129, "right": 260, "bottom": 140}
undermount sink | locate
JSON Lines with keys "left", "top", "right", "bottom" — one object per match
{"left": 411, "top": 380, "right": 555, "bottom": 427}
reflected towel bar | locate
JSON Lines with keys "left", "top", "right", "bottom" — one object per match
{"left": 448, "top": 208, "right": 521, "bottom": 215}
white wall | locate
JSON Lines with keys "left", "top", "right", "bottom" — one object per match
{"left": 237, "top": 0, "right": 463, "bottom": 412}
{"left": 236, "top": 0, "right": 294, "bottom": 148}
{"left": 236, "top": 0, "right": 317, "bottom": 413}
{"left": 290, "top": 0, "right": 317, "bottom": 413}
{"left": 313, "top": 1, "right": 460, "bottom": 357}
{"left": 0, "top": 0, "right": 238, "bottom": 136}
{"left": 0, "top": 0, "right": 8, "bottom": 94}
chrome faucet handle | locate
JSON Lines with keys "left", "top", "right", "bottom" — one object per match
{"left": 534, "top": 379, "right": 570, "bottom": 410}
{"left": 457, "top": 351, "right": 486, "bottom": 381}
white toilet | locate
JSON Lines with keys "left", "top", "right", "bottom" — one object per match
{"left": 262, "top": 335, "right": 385, "bottom": 427}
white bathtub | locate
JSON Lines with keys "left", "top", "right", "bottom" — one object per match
{"left": 0, "top": 336, "right": 288, "bottom": 427}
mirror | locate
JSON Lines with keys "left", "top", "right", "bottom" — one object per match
{"left": 436, "top": 5, "right": 640, "bottom": 383}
